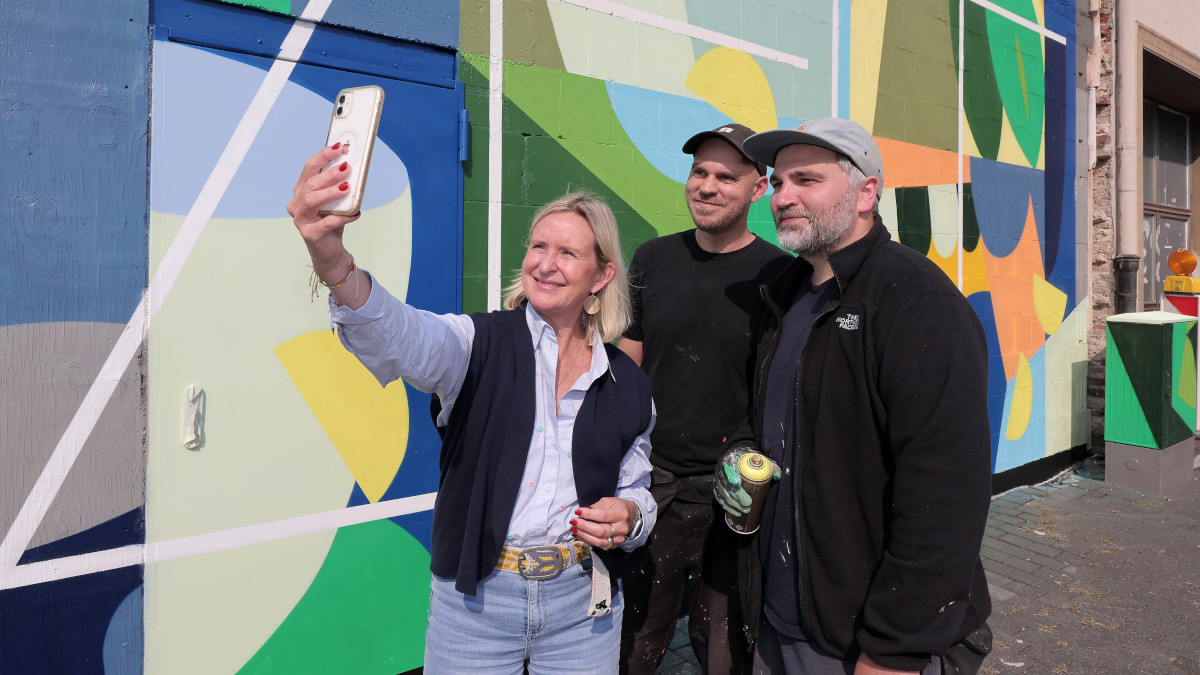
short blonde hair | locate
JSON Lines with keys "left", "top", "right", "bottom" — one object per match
{"left": 502, "top": 191, "right": 631, "bottom": 342}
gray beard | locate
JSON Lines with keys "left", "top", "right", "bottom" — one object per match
{"left": 774, "top": 186, "right": 858, "bottom": 256}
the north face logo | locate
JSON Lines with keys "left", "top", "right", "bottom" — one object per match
{"left": 836, "top": 314, "right": 860, "bottom": 330}
{"left": 717, "top": 126, "right": 734, "bottom": 134}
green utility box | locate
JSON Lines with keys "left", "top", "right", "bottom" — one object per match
{"left": 1104, "top": 311, "right": 1197, "bottom": 496}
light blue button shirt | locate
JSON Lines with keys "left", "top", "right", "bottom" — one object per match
{"left": 329, "top": 272, "right": 657, "bottom": 551}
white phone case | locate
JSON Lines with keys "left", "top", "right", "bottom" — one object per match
{"left": 320, "top": 85, "right": 385, "bottom": 216}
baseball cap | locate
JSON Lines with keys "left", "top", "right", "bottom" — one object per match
{"left": 743, "top": 118, "right": 884, "bottom": 190}
{"left": 681, "top": 123, "right": 767, "bottom": 176}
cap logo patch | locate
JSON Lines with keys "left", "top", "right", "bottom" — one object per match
{"left": 717, "top": 127, "right": 733, "bottom": 133}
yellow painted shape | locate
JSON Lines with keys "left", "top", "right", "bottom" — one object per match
{"left": 1006, "top": 353, "right": 1034, "bottom": 440}
{"left": 995, "top": 103, "right": 1046, "bottom": 170}
{"left": 961, "top": 102, "right": 983, "bottom": 160}
{"left": 274, "top": 331, "right": 409, "bottom": 503}
{"left": 984, "top": 197, "right": 1049, "bottom": 379}
{"left": 685, "top": 47, "right": 776, "bottom": 132}
{"left": 926, "top": 219, "right": 992, "bottom": 298}
{"left": 1032, "top": 275, "right": 1068, "bottom": 335}
{"left": 849, "top": 0, "right": 888, "bottom": 131}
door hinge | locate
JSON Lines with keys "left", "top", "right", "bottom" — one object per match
{"left": 458, "top": 109, "right": 469, "bottom": 162}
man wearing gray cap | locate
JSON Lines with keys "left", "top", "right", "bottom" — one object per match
{"left": 619, "top": 123, "right": 791, "bottom": 675}
{"left": 714, "top": 118, "right": 993, "bottom": 674}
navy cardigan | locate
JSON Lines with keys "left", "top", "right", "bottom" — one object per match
{"left": 429, "top": 308, "right": 653, "bottom": 595}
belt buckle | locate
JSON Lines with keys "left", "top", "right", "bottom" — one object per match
{"left": 517, "top": 545, "right": 566, "bottom": 580}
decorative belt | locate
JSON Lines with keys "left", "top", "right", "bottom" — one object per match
{"left": 496, "top": 542, "right": 591, "bottom": 581}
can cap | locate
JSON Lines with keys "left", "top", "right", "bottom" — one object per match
{"left": 738, "top": 452, "right": 773, "bottom": 481}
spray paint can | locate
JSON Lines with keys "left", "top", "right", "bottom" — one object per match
{"left": 725, "top": 452, "right": 773, "bottom": 535}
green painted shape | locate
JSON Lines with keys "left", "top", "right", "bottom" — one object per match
{"left": 500, "top": 60, "right": 691, "bottom": 240}
{"left": 961, "top": 182, "right": 982, "bottom": 252}
{"left": 1104, "top": 327, "right": 1155, "bottom": 448}
{"left": 218, "top": 0, "right": 289, "bottom": 12}
{"left": 237, "top": 519, "right": 432, "bottom": 675}
{"left": 1171, "top": 322, "right": 1197, "bottom": 425}
{"left": 749, "top": 199, "right": 785, "bottom": 249}
{"left": 874, "top": 0, "right": 961, "bottom": 152}
{"left": 984, "top": 0, "right": 1045, "bottom": 166}
{"left": 503, "top": 0, "right": 566, "bottom": 71}
{"left": 1106, "top": 321, "right": 1194, "bottom": 448}
{"left": 894, "top": 187, "right": 933, "bottom": 256}
{"left": 950, "top": 0, "right": 1005, "bottom": 160}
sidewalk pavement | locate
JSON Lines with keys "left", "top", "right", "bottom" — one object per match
{"left": 656, "top": 454, "right": 1200, "bottom": 674}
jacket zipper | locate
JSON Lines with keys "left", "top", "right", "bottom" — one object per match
{"left": 789, "top": 275, "right": 842, "bottom": 638}
{"left": 744, "top": 314, "right": 779, "bottom": 651}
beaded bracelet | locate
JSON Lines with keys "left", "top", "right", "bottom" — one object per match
{"left": 321, "top": 255, "right": 357, "bottom": 289}
{"left": 309, "top": 254, "right": 356, "bottom": 301}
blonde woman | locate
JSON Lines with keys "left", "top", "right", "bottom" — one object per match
{"left": 288, "top": 144, "right": 656, "bottom": 674}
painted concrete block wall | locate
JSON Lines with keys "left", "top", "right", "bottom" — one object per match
{"left": 458, "top": 0, "right": 1091, "bottom": 478}
{"left": 1, "top": 0, "right": 1090, "bottom": 672}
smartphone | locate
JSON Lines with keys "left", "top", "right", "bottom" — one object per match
{"left": 319, "top": 85, "right": 385, "bottom": 216}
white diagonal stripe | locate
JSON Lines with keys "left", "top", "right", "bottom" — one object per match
{"left": 558, "top": 0, "right": 809, "bottom": 70}
{"left": 970, "top": 0, "right": 1067, "bottom": 45}
{"left": 0, "top": 493, "right": 436, "bottom": 590}
{"left": 0, "top": 0, "right": 333, "bottom": 580}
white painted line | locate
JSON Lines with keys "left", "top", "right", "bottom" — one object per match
{"left": 0, "top": 493, "right": 437, "bottom": 590}
{"left": 487, "top": 0, "right": 504, "bottom": 311}
{"left": 0, "top": 298, "right": 148, "bottom": 570}
{"left": 831, "top": 0, "right": 839, "bottom": 117}
{"left": 970, "top": 0, "right": 1067, "bottom": 45}
{"left": 559, "top": 0, "right": 809, "bottom": 70}
{"left": 0, "top": 1, "right": 333, "bottom": 580}
{"left": 957, "top": 0, "right": 965, "bottom": 292}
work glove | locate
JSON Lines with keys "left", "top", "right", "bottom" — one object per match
{"left": 713, "top": 442, "right": 780, "bottom": 517}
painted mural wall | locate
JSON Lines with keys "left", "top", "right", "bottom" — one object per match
{"left": 457, "top": 0, "right": 1090, "bottom": 475}
{"left": 0, "top": 0, "right": 1088, "bottom": 673}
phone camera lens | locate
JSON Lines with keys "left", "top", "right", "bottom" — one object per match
{"left": 339, "top": 95, "right": 346, "bottom": 103}
{"left": 336, "top": 106, "right": 344, "bottom": 115}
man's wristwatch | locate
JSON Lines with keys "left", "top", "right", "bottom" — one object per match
{"left": 628, "top": 505, "right": 644, "bottom": 540}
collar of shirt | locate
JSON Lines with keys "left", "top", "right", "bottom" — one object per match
{"left": 523, "top": 304, "right": 615, "bottom": 387}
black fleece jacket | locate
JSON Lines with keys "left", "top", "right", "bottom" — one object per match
{"left": 732, "top": 218, "right": 992, "bottom": 670}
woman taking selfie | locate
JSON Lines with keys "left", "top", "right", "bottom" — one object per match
{"left": 287, "top": 144, "right": 656, "bottom": 674}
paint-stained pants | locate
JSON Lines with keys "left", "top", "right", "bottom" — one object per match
{"left": 620, "top": 470, "right": 751, "bottom": 675}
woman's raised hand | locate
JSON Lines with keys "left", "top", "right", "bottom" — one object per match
{"left": 287, "top": 144, "right": 362, "bottom": 282}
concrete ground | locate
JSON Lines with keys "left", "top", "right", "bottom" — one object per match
{"left": 656, "top": 454, "right": 1200, "bottom": 674}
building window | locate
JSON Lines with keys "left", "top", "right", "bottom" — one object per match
{"left": 1143, "top": 100, "right": 1191, "bottom": 309}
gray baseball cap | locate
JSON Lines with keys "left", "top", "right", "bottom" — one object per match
{"left": 681, "top": 123, "right": 767, "bottom": 176}
{"left": 743, "top": 118, "right": 884, "bottom": 190}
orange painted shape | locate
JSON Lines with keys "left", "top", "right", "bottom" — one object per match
{"left": 875, "top": 137, "right": 971, "bottom": 188}
{"left": 984, "top": 197, "right": 1049, "bottom": 380}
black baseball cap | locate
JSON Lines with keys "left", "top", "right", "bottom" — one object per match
{"left": 681, "top": 123, "right": 767, "bottom": 176}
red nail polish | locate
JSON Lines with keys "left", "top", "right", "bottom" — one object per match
{"left": 338, "top": 162, "right": 348, "bottom": 171}
{"left": 569, "top": 519, "right": 577, "bottom": 526}
{"left": 331, "top": 142, "right": 341, "bottom": 150}
{"left": 571, "top": 527, "right": 578, "bottom": 533}
{"left": 574, "top": 509, "right": 582, "bottom": 516}
{"left": 338, "top": 182, "right": 349, "bottom": 191}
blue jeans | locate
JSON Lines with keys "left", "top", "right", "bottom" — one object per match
{"left": 424, "top": 566, "right": 623, "bottom": 674}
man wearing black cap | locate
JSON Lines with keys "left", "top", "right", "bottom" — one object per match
{"left": 618, "top": 124, "right": 791, "bottom": 675}
{"left": 714, "top": 118, "right": 993, "bottom": 674}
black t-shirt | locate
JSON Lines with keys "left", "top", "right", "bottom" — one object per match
{"left": 759, "top": 276, "right": 835, "bottom": 639}
{"left": 624, "top": 230, "right": 791, "bottom": 479}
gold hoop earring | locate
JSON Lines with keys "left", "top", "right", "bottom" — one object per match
{"left": 583, "top": 293, "right": 601, "bottom": 315}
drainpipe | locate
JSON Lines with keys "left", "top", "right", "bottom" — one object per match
{"left": 1113, "top": 0, "right": 1141, "bottom": 312}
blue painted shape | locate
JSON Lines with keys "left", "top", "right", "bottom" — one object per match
{"left": 968, "top": 292, "right": 1007, "bottom": 469}
{"left": 149, "top": 42, "right": 410, "bottom": 218}
{"left": 17, "top": 508, "right": 144, "bottom": 565}
{"left": 839, "top": 0, "right": 851, "bottom": 118}
{"left": 152, "top": 0, "right": 457, "bottom": 85}
{"left": 610, "top": 83, "right": 755, "bottom": 183}
{"left": 311, "top": 0, "right": 459, "bottom": 51}
{"left": 0, "top": 566, "right": 142, "bottom": 674}
{"left": 1043, "top": 1, "right": 1079, "bottom": 311}
{"left": 0, "top": 0, "right": 149, "bottom": 327}
{"left": 967, "top": 156, "right": 1045, "bottom": 259}
{"left": 103, "top": 586, "right": 145, "bottom": 675}
{"left": 994, "top": 346, "right": 1048, "bottom": 473}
